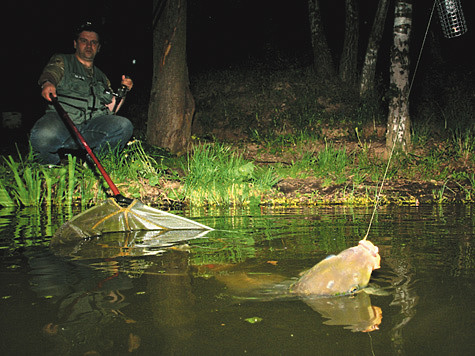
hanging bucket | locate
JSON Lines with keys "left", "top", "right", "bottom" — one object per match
{"left": 436, "top": 0, "right": 468, "bottom": 38}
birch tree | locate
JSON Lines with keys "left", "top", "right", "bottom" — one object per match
{"left": 147, "top": 0, "right": 194, "bottom": 155}
{"left": 386, "top": 0, "right": 412, "bottom": 152}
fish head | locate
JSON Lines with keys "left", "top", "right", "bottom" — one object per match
{"left": 358, "top": 240, "right": 381, "bottom": 270}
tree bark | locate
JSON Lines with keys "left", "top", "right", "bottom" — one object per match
{"left": 307, "top": 0, "right": 335, "bottom": 81}
{"left": 386, "top": 0, "right": 412, "bottom": 152}
{"left": 339, "top": 0, "right": 359, "bottom": 86}
{"left": 359, "top": 0, "right": 390, "bottom": 97}
{"left": 147, "top": 0, "right": 194, "bottom": 155}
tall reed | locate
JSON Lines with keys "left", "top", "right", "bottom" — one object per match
{"left": 0, "top": 181, "right": 15, "bottom": 207}
{"left": 4, "top": 156, "right": 43, "bottom": 206}
{"left": 66, "top": 155, "right": 76, "bottom": 206}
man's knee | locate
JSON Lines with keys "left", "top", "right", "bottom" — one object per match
{"left": 113, "top": 116, "right": 134, "bottom": 141}
{"left": 31, "top": 124, "right": 63, "bottom": 149}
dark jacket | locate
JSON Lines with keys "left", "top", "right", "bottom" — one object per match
{"left": 41, "top": 54, "right": 114, "bottom": 124}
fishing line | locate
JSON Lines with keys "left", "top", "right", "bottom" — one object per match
{"left": 368, "top": 332, "right": 376, "bottom": 356}
{"left": 362, "top": 0, "right": 437, "bottom": 241}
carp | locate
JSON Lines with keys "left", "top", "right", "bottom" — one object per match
{"left": 291, "top": 240, "right": 380, "bottom": 296}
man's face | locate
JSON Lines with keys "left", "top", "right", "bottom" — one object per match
{"left": 74, "top": 31, "right": 100, "bottom": 63}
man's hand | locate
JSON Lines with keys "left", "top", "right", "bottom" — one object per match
{"left": 106, "top": 97, "right": 117, "bottom": 113}
{"left": 41, "top": 82, "right": 56, "bottom": 101}
{"left": 106, "top": 75, "right": 133, "bottom": 113}
{"left": 121, "top": 75, "right": 133, "bottom": 91}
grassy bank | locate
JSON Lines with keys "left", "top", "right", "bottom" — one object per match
{"left": 1, "top": 66, "right": 474, "bottom": 208}
{"left": 0, "top": 135, "right": 473, "bottom": 208}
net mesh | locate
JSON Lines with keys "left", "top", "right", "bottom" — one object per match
{"left": 51, "top": 198, "right": 212, "bottom": 247}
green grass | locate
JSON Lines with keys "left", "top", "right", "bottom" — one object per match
{"left": 0, "top": 181, "right": 15, "bottom": 207}
{"left": 1, "top": 148, "right": 103, "bottom": 207}
{"left": 314, "top": 143, "right": 351, "bottom": 185}
{"left": 2, "top": 62, "right": 474, "bottom": 208}
{"left": 1, "top": 136, "right": 473, "bottom": 207}
{"left": 4, "top": 155, "right": 43, "bottom": 206}
{"left": 0, "top": 140, "right": 279, "bottom": 208}
{"left": 100, "top": 139, "right": 160, "bottom": 181}
{"left": 181, "top": 143, "right": 279, "bottom": 206}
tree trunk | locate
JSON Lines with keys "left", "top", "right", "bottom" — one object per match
{"left": 359, "top": 0, "right": 390, "bottom": 97}
{"left": 339, "top": 0, "right": 359, "bottom": 86}
{"left": 386, "top": 0, "right": 412, "bottom": 152}
{"left": 307, "top": 0, "right": 335, "bottom": 81}
{"left": 147, "top": 0, "right": 194, "bottom": 155}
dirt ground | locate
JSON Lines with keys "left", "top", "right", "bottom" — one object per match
{"left": 272, "top": 177, "right": 464, "bottom": 205}
{"left": 135, "top": 137, "right": 472, "bottom": 207}
{"left": 257, "top": 152, "right": 469, "bottom": 206}
{"left": 238, "top": 134, "right": 472, "bottom": 205}
{"left": 134, "top": 66, "right": 474, "bottom": 206}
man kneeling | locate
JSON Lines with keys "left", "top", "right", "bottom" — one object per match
{"left": 30, "top": 22, "right": 133, "bottom": 165}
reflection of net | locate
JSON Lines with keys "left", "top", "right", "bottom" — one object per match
{"left": 436, "top": 0, "right": 468, "bottom": 38}
{"left": 51, "top": 229, "right": 211, "bottom": 259}
{"left": 51, "top": 198, "right": 211, "bottom": 246}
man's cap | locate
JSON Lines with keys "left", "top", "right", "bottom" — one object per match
{"left": 74, "top": 21, "right": 102, "bottom": 40}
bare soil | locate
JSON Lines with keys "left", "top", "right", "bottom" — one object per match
{"left": 131, "top": 66, "right": 474, "bottom": 206}
{"left": 133, "top": 138, "right": 473, "bottom": 207}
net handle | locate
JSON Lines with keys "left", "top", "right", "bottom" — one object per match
{"left": 50, "top": 94, "right": 121, "bottom": 197}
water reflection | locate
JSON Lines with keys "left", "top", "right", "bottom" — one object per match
{"left": 0, "top": 204, "right": 473, "bottom": 355}
{"left": 147, "top": 250, "right": 197, "bottom": 355}
{"left": 50, "top": 229, "right": 211, "bottom": 259}
{"left": 196, "top": 259, "right": 385, "bottom": 333}
{"left": 302, "top": 292, "right": 382, "bottom": 332}
{"left": 26, "top": 247, "right": 141, "bottom": 355}
{"left": 26, "top": 243, "right": 201, "bottom": 354}
{"left": 25, "top": 238, "right": 387, "bottom": 355}
{"left": 385, "top": 247, "right": 419, "bottom": 355}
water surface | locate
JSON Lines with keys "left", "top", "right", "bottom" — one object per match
{"left": 0, "top": 204, "right": 473, "bottom": 355}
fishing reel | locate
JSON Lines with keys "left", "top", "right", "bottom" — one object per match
{"left": 115, "top": 84, "right": 129, "bottom": 99}
{"left": 107, "top": 84, "right": 129, "bottom": 114}
{"left": 106, "top": 84, "right": 129, "bottom": 99}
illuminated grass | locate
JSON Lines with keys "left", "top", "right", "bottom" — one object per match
{"left": 182, "top": 143, "right": 279, "bottom": 206}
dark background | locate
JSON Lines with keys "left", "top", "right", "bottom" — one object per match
{"left": 2, "top": 0, "right": 474, "bottom": 132}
